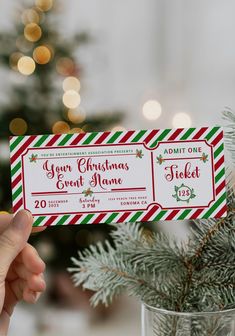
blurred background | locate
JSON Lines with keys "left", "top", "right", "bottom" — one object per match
{"left": 0, "top": 0, "right": 234, "bottom": 335}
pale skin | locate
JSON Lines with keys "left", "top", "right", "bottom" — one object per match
{"left": 0, "top": 210, "right": 46, "bottom": 335}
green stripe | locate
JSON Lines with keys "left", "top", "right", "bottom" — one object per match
{"left": 12, "top": 185, "right": 22, "bottom": 201}
{"left": 178, "top": 209, "right": 192, "bottom": 220}
{"left": 131, "top": 130, "right": 147, "bottom": 143}
{"left": 153, "top": 210, "right": 168, "bottom": 221}
{"left": 202, "top": 192, "right": 226, "bottom": 218}
{"left": 33, "top": 216, "right": 46, "bottom": 227}
{"left": 215, "top": 168, "right": 225, "bottom": 184}
{"left": 10, "top": 136, "right": 24, "bottom": 151}
{"left": 11, "top": 161, "right": 21, "bottom": 177}
{"left": 150, "top": 129, "right": 171, "bottom": 148}
{"left": 83, "top": 132, "right": 98, "bottom": 145}
{"left": 180, "top": 128, "right": 196, "bottom": 140}
{"left": 105, "top": 213, "right": 119, "bottom": 224}
{"left": 81, "top": 214, "right": 94, "bottom": 224}
{"left": 56, "top": 215, "right": 70, "bottom": 225}
{"left": 58, "top": 134, "right": 74, "bottom": 146}
{"left": 129, "top": 211, "right": 143, "bottom": 222}
{"left": 205, "top": 127, "right": 220, "bottom": 141}
{"left": 107, "top": 131, "right": 122, "bottom": 144}
{"left": 214, "top": 143, "right": 224, "bottom": 159}
{"left": 33, "top": 135, "right": 49, "bottom": 147}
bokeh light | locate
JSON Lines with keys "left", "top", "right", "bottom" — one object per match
{"left": 16, "top": 36, "right": 32, "bottom": 53}
{"left": 35, "top": 0, "right": 53, "bottom": 12}
{"left": 21, "top": 8, "right": 40, "bottom": 24}
{"left": 9, "top": 52, "right": 23, "bottom": 71}
{"left": 9, "top": 118, "right": 28, "bottom": 135}
{"left": 56, "top": 57, "right": 75, "bottom": 76}
{"left": 17, "top": 56, "right": 36, "bottom": 75}
{"left": 63, "top": 76, "right": 80, "bottom": 92}
{"left": 63, "top": 90, "right": 81, "bottom": 109}
{"left": 112, "top": 125, "right": 126, "bottom": 132}
{"left": 24, "top": 23, "right": 42, "bottom": 42}
{"left": 33, "top": 45, "right": 51, "bottom": 64}
{"left": 69, "top": 128, "right": 84, "bottom": 134}
{"left": 172, "top": 112, "right": 192, "bottom": 128}
{"left": 52, "top": 121, "right": 70, "bottom": 134}
{"left": 68, "top": 108, "right": 86, "bottom": 123}
{"left": 143, "top": 100, "right": 162, "bottom": 120}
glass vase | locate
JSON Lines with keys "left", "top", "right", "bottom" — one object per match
{"left": 142, "top": 303, "right": 235, "bottom": 336}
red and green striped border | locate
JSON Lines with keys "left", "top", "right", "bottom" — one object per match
{"left": 10, "top": 126, "right": 227, "bottom": 226}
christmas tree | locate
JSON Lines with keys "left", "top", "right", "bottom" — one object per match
{"left": 0, "top": 0, "right": 123, "bottom": 211}
{"left": 69, "top": 112, "right": 235, "bottom": 334}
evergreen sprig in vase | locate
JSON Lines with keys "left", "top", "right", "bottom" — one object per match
{"left": 142, "top": 303, "right": 235, "bottom": 336}
{"left": 69, "top": 111, "right": 235, "bottom": 335}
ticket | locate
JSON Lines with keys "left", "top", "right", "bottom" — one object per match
{"left": 10, "top": 127, "right": 227, "bottom": 226}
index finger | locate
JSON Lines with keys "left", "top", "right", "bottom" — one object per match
{"left": 0, "top": 212, "right": 46, "bottom": 235}
{"left": 0, "top": 213, "right": 13, "bottom": 235}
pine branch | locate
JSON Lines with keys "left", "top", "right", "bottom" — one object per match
{"left": 69, "top": 111, "right": 235, "bottom": 334}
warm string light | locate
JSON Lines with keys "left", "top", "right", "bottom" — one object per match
{"left": 21, "top": 8, "right": 40, "bottom": 24}
{"left": 67, "top": 108, "right": 86, "bottom": 123}
{"left": 52, "top": 121, "right": 70, "bottom": 134}
{"left": 143, "top": 100, "right": 162, "bottom": 120}
{"left": 33, "top": 45, "right": 51, "bottom": 64}
{"left": 63, "top": 90, "right": 81, "bottom": 109}
{"left": 16, "top": 36, "right": 32, "bottom": 53}
{"left": 112, "top": 125, "right": 126, "bottom": 132}
{"left": 69, "top": 128, "right": 84, "bottom": 134}
{"left": 172, "top": 112, "right": 192, "bottom": 128}
{"left": 9, "top": 118, "right": 28, "bottom": 135}
{"left": 63, "top": 76, "right": 80, "bottom": 92}
{"left": 35, "top": 0, "right": 54, "bottom": 12}
{"left": 17, "top": 56, "right": 36, "bottom": 75}
{"left": 9, "top": 52, "right": 23, "bottom": 71}
{"left": 56, "top": 57, "right": 75, "bottom": 76}
{"left": 24, "top": 23, "right": 42, "bottom": 42}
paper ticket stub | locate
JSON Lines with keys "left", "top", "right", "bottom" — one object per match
{"left": 10, "top": 127, "right": 227, "bottom": 226}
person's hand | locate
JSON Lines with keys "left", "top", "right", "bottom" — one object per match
{"left": 0, "top": 210, "right": 46, "bottom": 335}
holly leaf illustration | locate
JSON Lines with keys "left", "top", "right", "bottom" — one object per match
{"left": 29, "top": 154, "right": 38, "bottom": 163}
{"left": 136, "top": 149, "right": 144, "bottom": 158}
{"left": 200, "top": 152, "right": 208, "bottom": 163}
{"left": 83, "top": 188, "right": 93, "bottom": 197}
{"left": 156, "top": 154, "right": 164, "bottom": 165}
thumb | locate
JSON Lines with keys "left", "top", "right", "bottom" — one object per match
{"left": 0, "top": 210, "right": 33, "bottom": 283}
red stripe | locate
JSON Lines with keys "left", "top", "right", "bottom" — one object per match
{"left": 141, "top": 205, "right": 159, "bottom": 222}
{"left": 211, "top": 131, "right": 223, "bottom": 147}
{"left": 68, "top": 214, "right": 83, "bottom": 225}
{"left": 118, "top": 130, "right": 135, "bottom": 143}
{"left": 70, "top": 133, "right": 86, "bottom": 145}
{"left": 12, "top": 173, "right": 22, "bottom": 189}
{"left": 216, "top": 180, "right": 226, "bottom": 195}
{"left": 168, "top": 129, "right": 184, "bottom": 140}
{"left": 214, "top": 204, "right": 227, "bottom": 218}
{"left": 11, "top": 136, "right": 37, "bottom": 164}
{"left": 45, "top": 134, "right": 61, "bottom": 147}
{"left": 143, "top": 130, "right": 159, "bottom": 145}
{"left": 215, "top": 155, "right": 224, "bottom": 171}
{"left": 93, "top": 213, "right": 106, "bottom": 224}
{"left": 192, "top": 127, "right": 208, "bottom": 139}
{"left": 165, "top": 209, "right": 180, "bottom": 220}
{"left": 116, "top": 212, "right": 131, "bottom": 223}
{"left": 94, "top": 132, "right": 110, "bottom": 144}
{"left": 189, "top": 208, "right": 203, "bottom": 219}
{"left": 13, "top": 198, "right": 23, "bottom": 213}
{"left": 44, "top": 215, "right": 58, "bottom": 227}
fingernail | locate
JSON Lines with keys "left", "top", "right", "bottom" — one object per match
{"left": 35, "top": 292, "right": 41, "bottom": 302}
{"left": 13, "top": 210, "right": 32, "bottom": 230}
